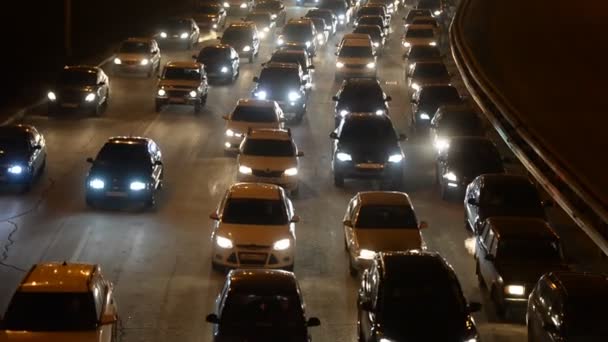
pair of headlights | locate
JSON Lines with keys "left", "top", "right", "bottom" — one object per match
{"left": 114, "top": 58, "right": 149, "bottom": 66}
{"left": 157, "top": 89, "right": 198, "bottom": 98}
{"left": 336, "top": 62, "right": 375, "bottom": 69}
{"left": 336, "top": 152, "right": 402, "bottom": 163}
{"left": 216, "top": 235, "right": 291, "bottom": 250}
{"left": 47, "top": 92, "right": 96, "bottom": 102}
{"left": 339, "top": 109, "right": 384, "bottom": 117}
{"left": 238, "top": 165, "right": 298, "bottom": 176}
{"left": 159, "top": 32, "right": 189, "bottom": 39}
{"left": 89, "top": 179, "right": 147, "bottom": 191}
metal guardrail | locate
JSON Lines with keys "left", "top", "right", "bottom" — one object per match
{"left": 449, "top": 0, "right": 608, "bottom": 255}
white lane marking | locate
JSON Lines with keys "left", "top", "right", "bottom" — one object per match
{"left": 70, "top": 225, "right": 92, "bottom": 262}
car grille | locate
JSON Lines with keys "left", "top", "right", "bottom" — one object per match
{"left": 60, "top": 91, "right": 83, "bottom": 103}
{"left": 123, "top": 60, "right": 138, "bottom": 65}
{"left": 108, "top": 177, "right": 129, "bottom": 191}
{"left": 345, "top": 64, "right": 365, "bottom": 69}
{"left": 252, "top": 169, "right": 284, "bottom": 177}
{"left": 236, "top": 244, "right": 271, "bottom": 249}
{"left": 237, "top": 252, "right": 269, "bottom": 265}
{"left": 167, "top": 90, "right": 189, "bottom": 98}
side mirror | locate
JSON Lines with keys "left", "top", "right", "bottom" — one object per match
{"left": 343, "top": 219, "right": 353, "bottom": 227}
{"left": 100, "top": 313, "right": 118, "bottom": 325}
{"left": 222, "top": 114, "right": 229, "bottom": 120}
{"left": 206, "top": 313, "right": 220, "bottom": 324}
{"left": 308, "top": 65, "right": 315, "bottom": 70}
{"left": 467, "top": 198, "right": 478, "bottom": 206}
{"left": 329, "top": 132, "right": 338, "bottom": 139}
{"left": 290, "top": 215, "right": 301, "bottom": 223}
{"left": 331, "top": 95, "right": 339, "bottom": 101}
{"left": 209, "top": 212, "right": 220, "bottom": 220}
{"left": 418, "top": 221, "right": 428, "bottom": 229}
{"left": 468, "top": 302, "right": 482, "bottom": 313}
{"left": 154, "top": 160, "right": 163, "bottom": 166}
{"left": 86, "top": 157, "right": 94, "bottom": 163}
{"left": 192, "top": 54, "right": 197, "bottom": 59}
{"left": 484, "top": 254, "right": 495, "bottom": 262}
{"left": 385, "top": 95, "right": 392, "bottom": 101}
{"left": 398, "top": 133, "right": 407, "bottom": 141}
{"left": 297, "top": 151, "right": 304, "bottom": 157}
{"left": 252, "top": 76, "right": 259, "bottom": 82}
{"left": 307, "top": 317, "right": 321, "bottom": 327}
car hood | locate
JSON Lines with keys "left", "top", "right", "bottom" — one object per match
{"left": 337, "top": 57, "right": 374, "bottom": 65}
{"left": 497, "top": 261, "right": 570, "bottom": 284}
{"left": 0, "top": 330, "right": 101, "bottom": 342}
{"left": 0, "top": 151, "right": 28, "bottom": 166}
{"left": 404, "top": 37, "right": 436, "bottom": 44}
{"left": 115, "top": 53, "right": 147, "bottom": 62}
{"left": 338, "top": 141, "right": 400, "bottom": 163}
{"left": 356, "top": 228, "right": 423, "bottom": 251}
{"left": 158, "top": 79, "right": 200, "bottom": 89}
{"left": 217, "top": 223, "right": 290, "bottom": 245}
{"left": 238, "top": 155, "right": 297, "bottom": 171}
{"left": 221, "top": 39, "right": 249, "bottom": 49}
{"left": 337, "top": 99, "right": 385, "bottom": 112}
{"left": 56, "top": 85, "right": 95, "bottom": 94}
{"left": 226, "top": 121, "right": 281, "bottom": 135}
{"left": 89, "top": 164, "right": 150, "bottom": 179}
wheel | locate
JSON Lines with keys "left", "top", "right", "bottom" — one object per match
{"left": 201, "top": 94, "right": 208, "bottom": 106}
{"left": 334, "top": 172, "right": 344, "bottom": 187}
{"left": 476, "top": 260, "right": 486, "bottom": 288}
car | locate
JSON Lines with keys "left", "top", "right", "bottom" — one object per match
{"left": 358, "top": 251, "right": 481, "bottom": 341}
{"left": 155, "top": 61, "right": 209, "bottom": 113}
{"left": 253, "top": 0, "right": 287, "bottom": 25}
{"left": 252, "top": 62, "right": 308, "bottom": 121}
{"left": 355, "top": 15, "right": 389, "bottom": 36}
{"left": 154, "top": 17, "right": 200, "bottom": 49}
{"left": 308, "top": 17, "right": 330, "bottom": 45}
{"left": 209, "top": 183, "right": 300, "bottom": 271}
{"left": 417, "top": 0, "right": 444, "bottom": 18}
{"left": 219, "top": 22, "right": 260, "bottom": 63}
{"left": 527, "top": 271, "right": 608, "bottom": 341}
{"left": 193, "top": 2, "right": 227, "bottom": 30}
{"left": 205, "top": 269, "right": 321, "bottom": 340}
{"left": 266, "top": 49, "right": 316, "bottom": 89}
{"left": 335, "top": 38, "right": 377, "bottom": 80}
{"left": 317, "top": 0, "right": 353, "bottom": 27}
{"left": 408, "top": 16, "right": 441, "bottom": 35}
{"left": 354, "top": 5, "right": 389, "bottom": 28}
{"left": 305, "top": 9, "right": 338, "bottom": 35}
{"left": 475, "top": 217, "right": 570, "bottom": 317}
{"left": 223, "top": 99, "right": 285, "bottom": 153}
{"left": 331, "top": 113, "right": 406, "bottom": 187}
{"left": 353, "top": 24, "right": 386, "bottom": 50}
{"left": 193, "top": 44, "right": 240, "bottom": 83}
{"left": 276, "top": 19, "right": 318, "bottom": 57}
{"left": 338, "top": 32, "right": 374, "bottom": 47}
{"left": 410, "top": 84, "right": 465, "bottom": 132}
{"left": 0, "top": 262, "right": 118, "bottom": 341}
{"left": 403, "top": 44, "right": 442, "bottom": 65}
{"left": 403, "top": 9, "right": 433, "bottom": 24}
{"left": 243, "top": 11, "right": 275, "bottom": 39}
{"left": 85, "top": 136, "right": 164, "bottom": 209}
{"left": 0, "top": 124, "right": 47, "bottom": 192}
{"left": 222, "top": 0, "right": 255, "bottom": 13}
{"left": 436, "top": 137, "right": 505, "bottom": 199}
{"left": 343, "top": 191, "right": 428, "bottom": 276}
{"left": 402, "top": 25, "right": 438, "bottom": 52}
{"left": 332, "top": 78, "right": 391, "bottom": 126}
{"left": 430, "top": 104, "right": 486, "bottom": 153}
{"left": 464, "top": 174, "right": 552, "bottom": 233}
{"left": 367, "top": 0, "right": 396, "bottom": 14}
{"left": 237, "top": 128, "right": 304, "bottom": 193}
{"left": 47, "top": 65, "right": 110, "bottom": 116}
{"left": 112, "top": 38, "right": 161, "bottom": 77}
{"left": 407, "top": 61, "right": 451, "bottom": 91}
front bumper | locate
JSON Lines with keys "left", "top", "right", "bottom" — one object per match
{"left": 49, "top": 100, "right": 99, "bottom": 112}
{"left": 86, "top": 188, "right": 152, "bottom": 203}
{"left": 212, "top": 245, "right": 294, "bottom": 269}
{"left": 156, "top": 91, "right": 200, "bottom": 106}
{"left": 333, "top": 160, "right": 403, "bottom": 180}
{"left": 0, "top": 167, "right": 32, "bottom": 184}
{"left": 275, "top": 100, "right": 305, "bottom": 116}
{"left": 114, "top": 62, "right": 152, "bottom": 73}
{"left": 335, "top": 67, "right": 377, "bottom": 79}
{"left": 206, "top": 67, "right": 234, "bottom": 79}
{"left": 224, "top": 134, "right": 245, "bottom": 152}
{"left": 237, "top": 173, "right": 298, "bottom": 191}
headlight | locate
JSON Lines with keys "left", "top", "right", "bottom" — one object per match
{"left": 374, "top": 42, "right": 379, "bottom": 47}
{"left": 157, "top": 89, "right": 166, "bottom": 96}
{"left": 336, "top": 62, "right": 345, "bottom": 68}
{"left": 113, "top": 57, "right": 122, "bottom": 65}
{"left": 411, "top": 82, "right": 420, "bottom": 91}
{"left": 277, "top": 38, "right": 284, "bottom": 45}
{"left": 375, "top": 109, "right": 384, "bottom": 115}
{"left": 255, "top": 90, "right": 267, "bottom": 99}
{"left": 339, "top": 109, "right": 349, "bottom": 116}
{"left": 336, "top": 152, "right": 352, "bottom": 161}
{"left": 47, "top": 91, "right": 57, "bottom": 101}
{"left": 258, "top": 31, "right": 266, "bottom": 39}
{"left": 505, "top": 284, "right": 525, "bottom": 296}
{"left": 129, "top": 181, "right": 146, "bottom": 191}
{"left": 284, "top": 167, "right": 298, "bottom": 176}
{"left": 160, "top": 32, "right": 167, "bottom": 38}
{"left": 226, "top": 129, "right": 235, "bottom": 137}
{"left": 221, "top": 66, "right": 229, "bottom": 73}
{"left": 358, "top": 249, "right": 375, "bottom": 260}
{"left": 189, "top": 90, "right": 198, "bottom": 98}
{"left": 264, "top": 27, "right": 270, "bottom": 32}
{"left": 419, "top": 113, "right": 430, "bottom": 120}
{"left": 317, "top": 33, "right": 324, "bottom": 40}
{"left": 140, "top": 58, "right": 149, "bottom": 66}
{"left": 273, "top": 238, "right": 291, "bottom": 250}
{"left": 338, "top": 14, "right": 345, "bottom": 19}
{"left": 305, "top": 41, "right": 311, "bottom": 48}
{"left": 366, "top": 62, "right": 376, "bottom": 69}
{"left": 213, "top": 24, "right": 218, "bottom": 29}
{"left": 443, "top": 172, "right": 457, "bottom": 182}
{"left": 388, "top": 154, "right": 403, "bottom": 163}
{"left": 223, "top": 1, "right": 230, "bottom": 7}
{"left": 85, "top": 93, "right": 96, "bottom": 102}
{"left": 464, "top": 338, "right": 478, "bottom": 342}
{"left": 434, "top": 10, "right": 442, "bottom": 16}
{"left": 180, "top": 32, "right": 189, "bottom": 39}
{"left": 429, "top": 41, "right": 437, "bottom": 46}
{"left": 240, "top": 3, "right": 247, "bottom": 8}
{"left": 239, "top": 165, "right": 253, "bottom": 174}
{"left": 271, "top": 14, "right": 277, "bottom": 19}
{"left": 288, "top": 91, "right": 301, "bottom": 101}
{"left": 379, "top": 339, "right": 394, "bottom": 342}
{"left": 7, "top": 165, "right": 23, "bottom": 174}
{"left": 242, "top": 45, "right": 251, "bottom": 52}
{"left": 89, "top": 178, "right": 105, "bottom": 189}
{"left": 216, "top": 236, "right": 233, "bottom": 249}
{"left": 435, "top": 138, "right": 449, "bottom": 151}
{"left": 403, "top": 41, "right": 411, "bottom": 47}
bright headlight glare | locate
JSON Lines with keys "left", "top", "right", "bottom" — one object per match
{"left": 157, "top": 89, "right": 166, "bottom": 96}
{"left": 129, "top": 181, "right": 146, "bottom": 191}
{"left": 505, "top": 285, "right": 525, "bottom": 296}
{"left": 7, "top": 165, "right": 23, "bottom": 174}
{"left": 223, "top": 2, "right": 229, "bottom": 7}
{"left": 213, "top": 24, "right": 218, "bottom": 29}
{"left": 270, "top": 14, "right": 277, "bottom": 19}
{"left": 243, "top": 45, "right": 251, "bottom": 52}
{"left": 464, "top": 338, "right": 477, "bottom": 342}
{"left": 180, "top": 32, "right": 189, "bottom": 39}
{"left": 255, "top": 90, "right": 267, "bottom": 99}
{"left": 388, "top": 154, "right": 403, "bottom": 163}
{"left": 338, "top": 14, "right": 345, "bottom": 19}
{"left": 225, "top": 129, "right": 235, "bottom": 137}
{"left": 288, "top": 91, "right": 301, "bottom": 101}
{"left": 258, "top": 31, "right": 266, "bottom": 39}
{"left": 443, "top": 172, "right": 457, "bottom": 182}
{"left": 403, "top": 41, "right": 411, "bottom": 47}
{"left": 160, "top": 32, "right": 167, "bottom": 38}
{"left": 419, "top": 113, "right": 430, "bottom": 120}
{"left": 340, "top": 109, "right": 349, "bottom": 116}
{"left": 240, "top": 3, "right": 247, "bottom": 8}
{"left": 374, "top": 42, "right": 379, "bottom": 47}
{"left": 358, "top": 249, "right": 375, "bottom": 260}
{"left": 239, "top": 165, "right": 253, "bottom": 174}
{"left": 336, "top": 61, "right": 344, "bottom": 68}
{"left": 189, "top": 90, "right": 198, "bottom": 98}
{"left": 411, "top": 82, "right": 420, "bottom": 91}
{"left": 379, "top": 339, "right": 394, "bottom": 342}
{"left": 429, "top": 41, "right": 437, "bottom": 46}
{"left": 305, "top": 41, "right": 311, "bottom": 47}
{"left": 273, "top": 238, "right": 291, "bottom": 250}
{"left": 375, "top": 109, "right": 384, "bottom": 115}
{"left": 434, "top": 10, "right": 442, "bottom": 16}
{"left": 264, "top": 27, "right": 270, "bottom": 32}
{"left": 284, "top": 167, "right": 298, "bottom": 176}
{"left": 216, "top": 236, "right": 233, "bottom": 249}
{"left": 140, "top": 58, "right": 149, "bottom": 66}
{"left": 47, "top": 91, "right": 56, "bottom": 101}
{"left": 366, "top": 62, "right": 376, "bottom": 69}
{"left": 220, "top": 66, "right": 229, "bottom": 73}
{"left": 435, "top": 138, "right": 449, "bottom": 151}
{"left": 317, "top": 33, "right": 324, "bottom": 40}
{"left": 113, "top": 57, "right": 122, "bottom": 65}
{"left": 277, "top": 38, "right": 284, "bottom": 45}
{"left": 336, "top": 152, "right": 352, "bottom": 161}
{"left": 85, "top": 93, "right": 96, "bottom": 102}
{"left": 89, "top": 178, "right": 105, "bottom": 189}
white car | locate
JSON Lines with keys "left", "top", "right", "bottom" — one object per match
{"left": 335, "top": 38, "right": 377, "bottom": 80}
{"left": 113, "top": 37, "right": 161, "bottom": 77}
{"left": 237, "top": 128, "right": 303, "bottom": 193}
{"left": 210, "top": 182, "right": 299, "bottom": 271}
{"left": 402, "top": 24, "right": 438, "bottom": 53}
{"left": 223, "top": 99, "right": 284, "bottom": 153}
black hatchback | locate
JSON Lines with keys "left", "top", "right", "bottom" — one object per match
{"left": 85, "top": 136, "right": 164, "bottom": 209}
{"left": 0, "top": 124, "right": 47, "bottom": 192}
{"left": 410, "top": 84, "right": 465, "bottom": 132}
{"left": 194, "top": 44, "right": 240, "bottom": 83}
{"left": 332, "top": 78, "right": 392, "bottom": 127}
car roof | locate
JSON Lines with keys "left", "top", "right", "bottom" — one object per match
{"left": 420, "top": 84, "right": 458, "bottom": 92}
{"left": 263, "top": 61, "right": 300, "bottom": 70}
{"left": 345, "top": 112, "right": 391, "bottom": 122}
{"left": 228, "top": 182, "right": 283, "bottom": 200}
{"left": 485, "top": 217, "right": 559, "bottom": 240}
{"left": 549, "top": 271, "right": 608, "bottom": 300}
{"left": 406, "top": 24, "right": 436, "bottom": 31}
{"left": 236, "top": 98, "right": 276, "bottom": 108}
{"left": 107, "top": 136, "right": 151, "bottom": 145}
{"left": 63, "top": 65, "right": 99, "bottom": 73}
{"left": 343, "top": 78, "right": 380, "bottom": 87}
{"left": 228, "top": 22, "right": 255, "bottom": 28}
{"left": 287, "top": 18, "right": 313, "bottom": 25}
{"left": 359, "top": 15, "right": 384, "bottom": 21}
{"left": 355, "top": 24, "right": 382, "bottom": 31}
{"left": 247, "top": 128, "right": 292, "bottom": 141}
{"left": 357, "top": 191, "right": 413, "bottom": 207}
{"left": 165, "top": 61, "right": 201, "bottom": 69}
{"left": 343, "top": 33, "right": 371, "bottom": 40}
{"left": 227, "top": 269, "right": 299, "bottom": 296}
{"left": 204, "top": 44, "right": 233, "bottom": 50}
{"left": 19, "top": 262, "right": 97, "bottom": 293}
{"left": 342, "top": 39, "right": 372, "bottom": 47}
{"left": 412, "top": 60, "right": 446, "bottom": 68}
{"left": 378, "top": 251, "right": 454, "bottom": 280}
{"left": 272, "top": 49, "right": 307, "bottom": 58}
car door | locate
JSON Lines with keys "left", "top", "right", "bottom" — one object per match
{"left": 149, "top": 141, "right": 163, "bottom": 189}
{"left": 359, "top": 265, "right": 379, "bottom": 342}
{"left": 344, "top": 198, "right": 358, "bottom": 254}
{"left": 465, "top": 181, "right": 480, "bottom": 230}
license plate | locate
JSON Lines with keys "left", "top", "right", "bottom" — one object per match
{"left": 239, "top": 253, "right": 267, "bottom": 262}
{"left": 61, "top": 103, "right": 79, "bottom": 108}
{"left": 170, "top": 97, "right": 186, "bottom": 103}
{"left": 106, "top": 191, "right": 128, "bottom": 197}
{"left": 357, "top": 163, "right": 384, "bottom": 169}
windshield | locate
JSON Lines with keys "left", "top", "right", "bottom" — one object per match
{"left": 480, "top": 182, "right": 542, "bottom": 209}
{"left": 259, "top": 69, "right": 301, "bottom": 89}
{"left": 339, "top": 45, "right": 373, "bottom": 58}
{"left": 414, "top": 63, "right": 448, "bottom": 78}
{"left": 413, "top": 19, "right": 437, "bottom": 26}
{"left": 222, "top": 27, "right": 250, "bottom": 42}
{"left": 354, "top": 27, "right": 381, "bottom": 39}
{"left": 359, "top": 7, "right": 383, "bottom": 16}
{"left": 232, "top": 106, "right": 278, "bottom": 122}
{"left": 406, "top": 29, "right": 435, "bottom": 38}
{"left": 341, "top": 119, "right": 396, "bottom": 142}
{"left": 358, "top": 17, "right": 384, "bottom": 27}
{"left": 96, "top": 143, "right": 151, "bottom": 167}
{"left": 59, "top": 70, "right": 97, "bottom": 86}
{"left": 356, "top": 205, "right": 418, "bottom": 228}
{"left": 438, "top": 113, "right": 483, "bottom": 135}
{"left": 222, "top": 198, "right": 288, "bottom": 225}
{"left": 220, "top": 294, "right": 305, "bottom": 330}
{"left": 243, "top": 139, "right": 295, "bottom": 157}
{"left": 0, "top": 136, "right": 28, "bottom": 151}
{"left": 418, "top": 0, "right": 441, "bottom": 9}
{"left": 409, "top": 45, "right": 441, "bottom": 59}
{"left": 119, "top": 41, "right": 149, "bottom": 54}
{"left": 196, "top": 5, "right": 220, "bottom": 13}
{"left": 199, "top": 47, "right": 230, "bottom": 60}
{"left": 497, "top": 239, "right": 562, "bottom": 262}
{"left": 283, "top": 25, "right": 313, "bottom": 41}
{"left": 4, "top": 292, "right": 98, "bottom": 331}
{"left": 270, "top": 54, "right": 306, "bottom": 70}
{"left": 163, "top": 67, "right": 201, "bottom": 81}
{"left": 256, "top": 1, "right": 282, "bottom": 10}
{"left": 160, "top": 19, "right": 190, "bottom": 31}
{"left": 419, "top": 87, "right": 461, "bottom": 104}
{"left": 246, "top": 14, "right": 271, "bottom": 26}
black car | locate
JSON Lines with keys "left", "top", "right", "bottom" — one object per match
{"left": 193, "top": 3, "right": 227, "bottom": 30}
{"left": 410, "top": 84, "right": 465, "bottom": 132}
{"left": 254, "top": 0, "right": 287, "bottom": 25}
{"left": 267, "top": 49, "right": 315, "bottom": 89}
{"left": 403, "top": 9, "right": 433, "bottom": 24}
{"left": 0, "top": 125, "right": 47, "bottom": 191}
{"left": 277, "top": 19, "right": 318, "bottom": 57}
{"left": 417, "top": 0, "right": 444, "bottom": 18}
{"left": 403, "top": 44, "right": 442, "bottom": 65}
{"left": 436, "top": 137, "right": 505, "bottom": 199}
{"left": 219, "top": 22, "right": 260, "bottom": 63}
{"left": 47, "top": 65, "right": 110, "bottom": 116}
{"left": 317, "top": 0, "right": 352, "bottom": 27}
{"left": 305, "top": 9, "right": 338, "bottom": 35}
{"left": 206, "top": 269, "right": 321, "bottom": 341}
{"left": 331, "top": 113, "right": 406, "bottom": 187}
{"left": 332, "top": 78, "right": 392, "bottom": 127}
{"left": 252, "top": 62, "right": 308, "bottom": 121}
{"left": 527, "top": 271, "right": 608, "bottom": 341}
{"left": 355, "top": 15, "right": 388, "bottom": 36}
{"left": 355, "top": 6, "right": 389, "bottom": 27}
{"left": 243, "top": 11, "right": 275, "bottom": 38}
{"left": 308, "top": 17, "right": 330, "bottom": 44}
{"left": 154, "top": 17, "right": 200, "bottom": 49}
{"left": 85, "top": 136, "right": 164, "bottom": 209}
{"left": 430, "top": 104, "right": 485, "bottom": 153}
{"left": 358, "top": 251, "right": 481, "bottom": 342}
{"left": 194, "top": 44, "right": 240, "bottom": 83}
{"left": 353, "top": 24, "right": 385, "bottom": 50}
{"left": 407, "top": 61, "right": 451, "bottom": 91}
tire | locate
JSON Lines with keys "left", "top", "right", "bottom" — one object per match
{"left": 476, "top": 260, "right": 486, "bottom": 288}
{"left": 201, "top": 94, "right": 208, "bottom": 106}
{"left": 334, "top": 172, "right": 344, "bottom": 187}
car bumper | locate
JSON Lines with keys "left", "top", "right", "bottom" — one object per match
{"left": 212, "top": 246, "right": 294, "bottom": 269}
{"left": 114, "top": 63, "right": 152, "bottom": 73}
{"left": 275, "top": 100, "right": 305, "bottom": 116}
{"left": 49, "top": 100, "right": 99, "bottom": 112}
{"left": 156, "top": 96, "right": 200, "bottom": 106}
{"left": 224, "top": 135, "right": 245, "bottom": 152}
{"left": 334, "top": 161, "right": 403, "bottom": 180}
{"left": 237, "top": 173, "right": 298, "bottom": 191}
{"left": 0, "top": 170, "right": 32, "bottom": 184}
{"left": 86, "top": 188, "right": 152, "bottom": 202}
{"left": 335, "top": 68, "right": 376, "bottom": 78}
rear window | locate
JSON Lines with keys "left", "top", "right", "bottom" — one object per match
{"left": 243, "top": 139, "right": 296, "bottom": 157}
{"left": 406, "top": 29, "right": 435, "bottom": 38}
{"left": 232, "top": 106, "right": 278, "bottom": 122}
{"left": 497, "top": 239, "right": 562, "bottom": 262}
{"left": 223, "top": 198, "right": 288, "bottom": 225}
{"left": 220, "top": 294, "right": 305, "bottom": 328}
{"left": 413, "top": 63, "right": 449, "bottom": 78}
{"left": 356, "top": 205, "right": 418, "bottom": 228}
{"left": 270, "top": 53, "right": 307, "bottom": 69}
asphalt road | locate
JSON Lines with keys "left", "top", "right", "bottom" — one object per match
{"left": 0, "top": 3, "right": 601, "bottom": 342}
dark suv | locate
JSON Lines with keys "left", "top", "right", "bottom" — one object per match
{"left": 154, "top": 17, "right": 200, "bottom": 49}
{"left": 332, "top": 78, "right": 392, "bottom": 126}
{"left": 155, "top": 61, "right": 209, "bottom": 113}
{"left": 194, "top": 44, "right": 240, "bottom": 83}
{"left": 358, "top": 251, "right": 481, "bottom": 342}
{"left": 266, "top": 49, "right": 315, "bottom": 89}
{"left": 410, "top": 84, "right": 465, "bottom": 132}
{"left": 252, "top": 62, "right": 307, "bottom": 121}
{"left": 219, "top": 22, "right": 260, "bottom": 63}
{"left": 330, "top": 113, "right": 406, "bottom": 188}
{"left": 47, "top": 65, "right": 110, "bottom": 116}
{"left": 277, "top": 19, "right": 318, "bottom": 57}
{"left": 430, "top": 104, "right": 486, "bottom": 154}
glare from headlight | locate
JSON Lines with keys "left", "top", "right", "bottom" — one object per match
{"left": 264, "top": 27, "right": 270, "bottom": 32}
{"left": 379, "top": 338, "right": 394, "bottom": 342}
{"left": 129, "top": 181, "right": 146, "bottom": 191}
{"left": 288, "top": 91, "right": 301, "bottom": 101}
{"left": 340, "top": 109, "right": 349, "bottom": 116}
{"left": 189, "top": 90, "right": 198, "bottom": 98}
{"left": 374, "top": 42, "right": 379, "bottom": 47}
{"left": 338, "top": 14, "right": 345, "bottom": 19}
{"left": 277, "top": 38, "right": 284, "bottom": 45}
{"left": 273, "top": 238, "right": 291, "bottom": 250}
{"left": 305, "top": 41, "right": 311, "bottom": 47}
{"left": 221, "top": 66, "right": 229, "bottom": 73}
{"left": 388, "top": 154, "right": 403, "bottom": 163}
{"left": 434, "top": 10, "right": 441, "bottom": 16}
{"left": 336, "top": 62, "right": 345, "bottom": 68}
{"left": 140, "top": 58, "right": 149, "bottom": 66}
{"left": 47, "top": 92, "right": 57, "bottom": 101}
{"left": 157, "top": 89, "right": 166, "bottom": 96}
{"left": 429, "top": 41, "right": 437, "bottom": 46}
{"left": 255, "top": 91, "right": 267, "bottom": 99}
{"left": 505, "top": 285, "right": 525, "bottom": 296}
{"left": 358, "top": 249, "right": 375, "bottom": 260}
{"left": 113, "top": 57, "right": 122, "bottom": 65}
{"left": 435, "top": 138, "right": 449, "bottom": 151}
{"left": 89, "top": 178, "right": 105, "bottom": 189}
{"left": 271, "top": 14, "right": 277, "bottom": 19}
{"left": 160, "top": 32, "right": 167, "bottom": 38}
{"left": 317, "top": 33, "right": 324, "bottom": 40}
{"left": 225, "top": 129, "right": 235, "bottom": 137}
{"left": 411, "top": 82, "right": 420, "bottom": 91}
{"left": 336, "top": 152, "right": 352, "bottom": 161}
{"left": 419, "top": 113, "right": 430, "bottom": 120}
{"left": 242, "top": 45, "right": 251, "bottom": 52}
{"left": 8, "top": 165, "right": 23, "bottom": 174}
{"left": 284, "top": 167, "right": 298, "bottom": 176}
{"left": 216, "top": 236, "right": 233, "bottom": 249}
{"left": 366, "top": 62, "right": 376, "bottom": 69}
{"left": 443, "top": 172, "right": 457, "bottom": 182}
{"left": 403, "top": 41, "right": 411, "bottom": 47}
{"left": 223, "top": 2, "right": 229, "bottom": 7}
{"left": 239, "top": 165, "right": 253, "bottom": 174}
{"left": 240, "top": 3, "right": 247, "bottom": 8}
{"left": 212, "top": 24, "right": 218, "bottom": 29}
{"left": 180, "top": 32, "right": 189, "bottom": 39}
{"left": 258, "top": 31, "right": 266, "bottom": 39}
{"left": 85, "top": 93, "right": 96, "bottom": 102}
{"left": 464, "top": 338, "right": 477, "bottom": 342}
{"left": 375, "top": 109, "right": 384, "bottom": 115}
